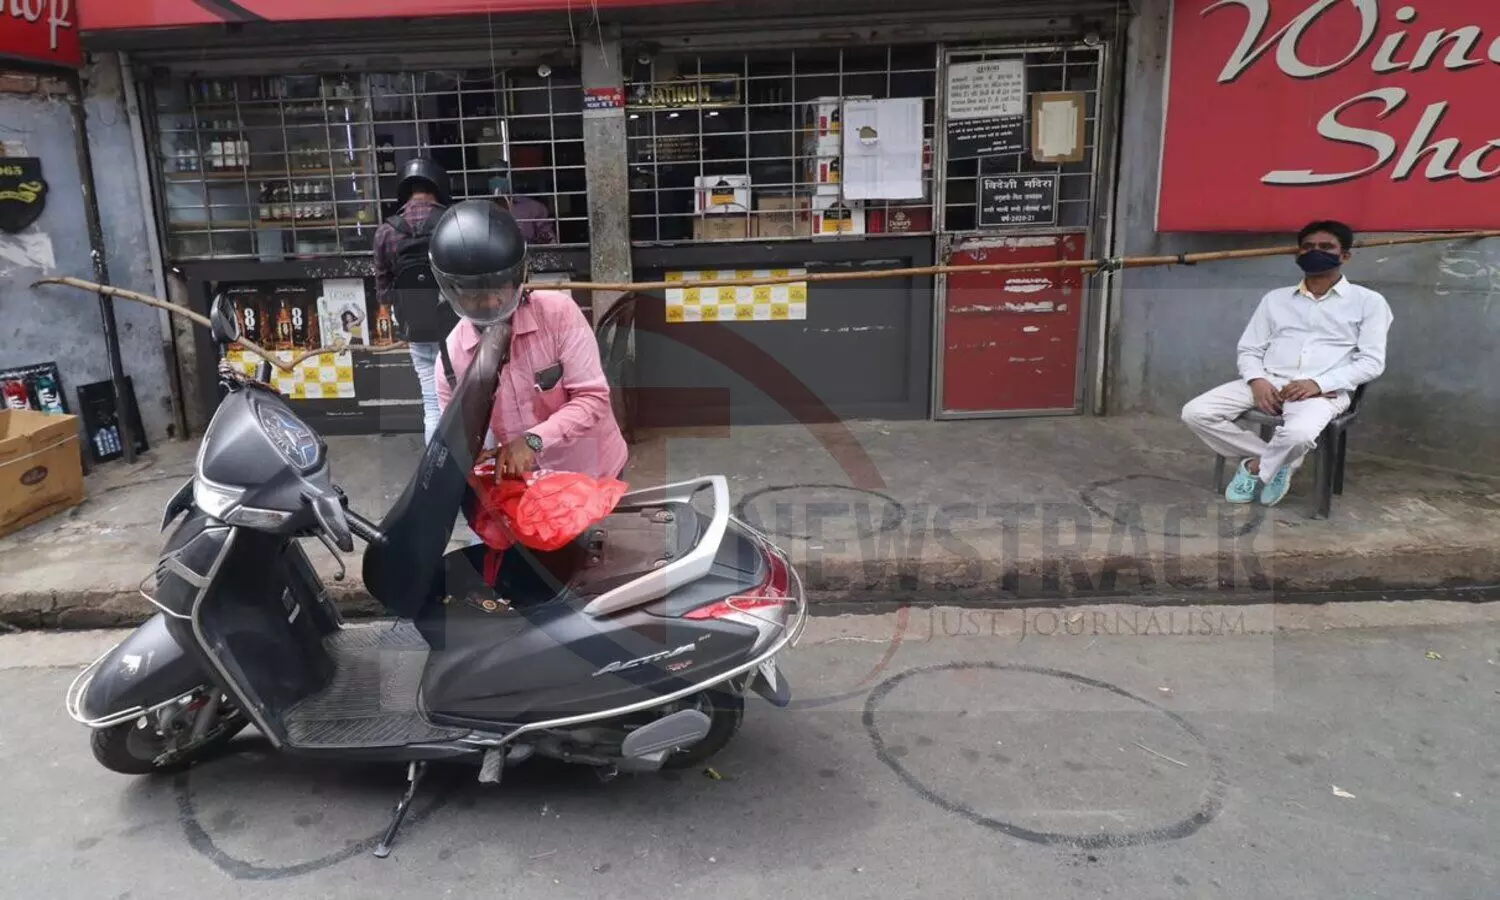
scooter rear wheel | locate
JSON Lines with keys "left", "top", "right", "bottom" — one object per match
{"left": 660, "top": 688, "right": 744, "bottom": 770}
{"left": 91, "top": 717, "right": 246, "bottom": 776}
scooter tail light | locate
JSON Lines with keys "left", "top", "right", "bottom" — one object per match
{"left": 684, "top": 546, "right": 790, "bottom": 620}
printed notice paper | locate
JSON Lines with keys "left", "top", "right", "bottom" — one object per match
{"left": 842, "top": 97, "right": 925, "bottom": 201}
{"left": 945, "top": 59, "right": 1025, "bottom": 121}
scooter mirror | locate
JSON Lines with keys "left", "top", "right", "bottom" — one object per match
{"left": 209, "top": 293, "right": 241, "bottom": 347}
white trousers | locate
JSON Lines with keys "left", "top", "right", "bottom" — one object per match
{"left": 1181, "top": 379, "right": 1351, "bottom": 484}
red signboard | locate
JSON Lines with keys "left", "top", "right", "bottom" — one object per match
{"left": 1159, "top": 0, "right": 1500, "bottom": 232}
{"left": 80, "top": 0, "right": 713, "bottom": 31}
{"left": 2, "top": 0, "right": 83, "bottom": 68}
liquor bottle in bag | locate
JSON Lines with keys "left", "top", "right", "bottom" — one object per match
{"left": 275, "top": 299, "right": 294, "bottom": 351}
{"left": 2, "top": 379, "right": 31, "bottom": 410}
{"left": 33, "top": 373, "right": 65, "bottom": 414}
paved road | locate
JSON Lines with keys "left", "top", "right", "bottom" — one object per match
{"left": 3, "top": 602, "right": 1498, "bottom": 899}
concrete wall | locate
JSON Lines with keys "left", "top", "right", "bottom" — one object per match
{"left": 1109, "top": 0, "right": 1500, "bottom": 476}
{"left": 0, "top": 59, "right": 176, "bottom": 448}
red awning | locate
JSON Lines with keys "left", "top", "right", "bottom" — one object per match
{"left": 81, "top": 0, "right": 716, "bottom": 31}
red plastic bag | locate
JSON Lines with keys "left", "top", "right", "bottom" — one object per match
{"left": 469, "top": 461, "right": 629, "bottom": 553}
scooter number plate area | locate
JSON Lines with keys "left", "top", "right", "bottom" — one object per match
{"left": 758, "top": 658, "right": 779, "bottom": 693}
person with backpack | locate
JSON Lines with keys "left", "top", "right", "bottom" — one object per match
{"left": 373, "top": 157, "right": 456, "bottom": 445}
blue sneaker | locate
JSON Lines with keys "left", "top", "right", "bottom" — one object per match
{"left": 1260, "top": 465, "right": 1293, "bottom": 507}
{"left": 1224, "top": 460, "right": 1259, "bottom": 503}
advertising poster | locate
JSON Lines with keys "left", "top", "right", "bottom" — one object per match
{"left": 220, "top": 280, "right": 358, "bottom": 400}
{"left": 0, "top": 360, "right": 68, "bottom": 414}
{"left": 664, "top": 269, "right": 808, "bottom": 323}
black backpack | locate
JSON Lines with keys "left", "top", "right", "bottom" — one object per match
{"left": 386, "top": 212, "right": 460, "bottom": 343}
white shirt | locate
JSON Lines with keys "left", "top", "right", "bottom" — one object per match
{"left": 1236, "top": 276, "right": 1394, "bottom": 394}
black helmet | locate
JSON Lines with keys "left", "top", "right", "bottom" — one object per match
{"left": 428, "top": 199, "right": 529, "bottom": 327}
{"left": 397, "top": 157, "right": 451, "bottom": 205}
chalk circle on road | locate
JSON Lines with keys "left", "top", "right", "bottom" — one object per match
{"left": 734, "top": 483, "right": 906, "bottom": 541}
{"left": 863, "top": 662, "right": 1227, "bottom": 849}
{"left": 174, "top": 747, "right": 459, "bottom": 878}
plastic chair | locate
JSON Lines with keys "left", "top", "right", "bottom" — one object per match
{"left": 1211, "top": 384, "right": 1368, "bottom": 519}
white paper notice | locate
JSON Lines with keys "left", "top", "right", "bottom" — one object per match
{"left": 841, "top": 97, "right": 925, "bottom": 201}
{"left": 1037, "top": 95, "right": 1081, "bottom": 160}
{"left": 946, "top": 59, "right": 1026, "bottom": 121}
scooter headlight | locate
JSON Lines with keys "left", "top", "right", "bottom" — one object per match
{"left": 193, "top": 480, "right": 244, "bottom": 520}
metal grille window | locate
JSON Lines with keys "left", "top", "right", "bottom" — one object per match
{"left": 623, "top": 44, "right": 939, "bottom": 245}
{"left": 940, "top": 45, "right": 1104, "bottom": 233}
{"left": 148, "top": 66, "right": 586, "bottom": 262}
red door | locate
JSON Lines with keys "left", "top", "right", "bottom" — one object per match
{"left": 938, "top": 232, "right": 1087, "bottom": 416}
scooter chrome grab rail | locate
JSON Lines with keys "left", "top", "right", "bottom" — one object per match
{"left": 581, "top": 474, "right": 732, "bottom": 618}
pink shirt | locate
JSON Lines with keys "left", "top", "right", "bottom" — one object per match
{"left": 435, "top": 290, "right": 628, "bottom": 480}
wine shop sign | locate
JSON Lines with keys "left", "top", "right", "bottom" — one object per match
{"left": 1158, "top": 0, "right": 1500, "bottom": 232}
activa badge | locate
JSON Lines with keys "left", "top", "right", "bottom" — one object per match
{"left": 0, "top": 158, "right": 48, "bottom": 233}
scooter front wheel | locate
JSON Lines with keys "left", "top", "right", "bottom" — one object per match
{"left": 91, "top": 716, "right": 246, "bottom": 776}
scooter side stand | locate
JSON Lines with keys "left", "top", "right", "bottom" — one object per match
{"left": 374, "top": 761, "right": 427, "bottom": 859}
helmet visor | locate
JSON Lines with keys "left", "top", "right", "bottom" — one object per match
{"left": 433, "top": 262, "right": 525, "bottom": 326}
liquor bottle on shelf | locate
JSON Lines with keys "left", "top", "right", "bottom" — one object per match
{"left": 256, "top": 184, "right": 273, "bottom": 222}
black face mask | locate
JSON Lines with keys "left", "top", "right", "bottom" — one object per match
{"left": 1296, "top": 250, "right": 1343, "bottom": 274}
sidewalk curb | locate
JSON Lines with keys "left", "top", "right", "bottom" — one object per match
{"left": 3, "top": 546, "right": 1497, "bottom": 631}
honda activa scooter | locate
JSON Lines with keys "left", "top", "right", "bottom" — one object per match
{"left": 65, "top": 294, "right": 806, "bottom": 857}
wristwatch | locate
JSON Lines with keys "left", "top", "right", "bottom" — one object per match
{"left": 524, "top": 432, "right": 544, "bottom": 453}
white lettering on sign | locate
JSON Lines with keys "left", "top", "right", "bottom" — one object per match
{"left": 1204, "top": 0, "right": 1500, "bottom": 187}
{"left": 7, "top": 0, "right": 72, "bottom": 51}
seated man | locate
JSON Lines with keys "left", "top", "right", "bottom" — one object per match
{"left": 1181, "top": 220, "right": 1393, "bottom": 507}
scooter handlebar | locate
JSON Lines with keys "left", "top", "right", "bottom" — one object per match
{"left": 345, "top": 508, "right": 386, "bottom": 547}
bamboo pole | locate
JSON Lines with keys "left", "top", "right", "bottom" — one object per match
{"left": 33, "top": 227, "right": 1500, "bottom": 373}
{"left": 30, "top": 275, "right": 410, "bottom": 373}
{"left": 535, "top": 229, "right": 1500, "bottom": 292}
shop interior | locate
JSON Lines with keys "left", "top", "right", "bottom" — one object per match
{"left": 148, "top": 66, "right": 588, "bottom": 262}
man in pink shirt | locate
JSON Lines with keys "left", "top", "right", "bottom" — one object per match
{"left": 428, "top": 200, "right": 627, "bottom": 482}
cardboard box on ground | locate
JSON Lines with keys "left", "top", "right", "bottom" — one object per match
{"left": 0, "top": 409, "right": 85, "bottom": 538}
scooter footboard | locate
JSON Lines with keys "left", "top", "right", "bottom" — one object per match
{"left": 67, "top": 613, "right": 210, "bottom": 728}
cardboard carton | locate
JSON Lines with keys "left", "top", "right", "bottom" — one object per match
{"left": 802, "top": 95, "right": 871, "bottom": 138}
{"left": 693, "top": 214, "right": 751, "bottom": 241}
{"left": 868, "top": 204, "right": 934, "bottom": 234}
{"left": 811, "top": 195, "right": 866, "bottom": 236}
{"left": 694, "top": 175, "right": 752, "bottom": 215}
{"left": 753, "top": 195, "right": 811, "bottom": 238}
{"left": 0, "top": 409, "right": 85, "bottom": 538}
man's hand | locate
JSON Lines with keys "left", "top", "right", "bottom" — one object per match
{"left": 497, "top": 436, "right": 537, "bottom": 479}
{"left": 1249, "top": 378, "right": 1282, "bottom": 415}
{"left": 1279, "top": 379, "right": 1323, "bottom": 403}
